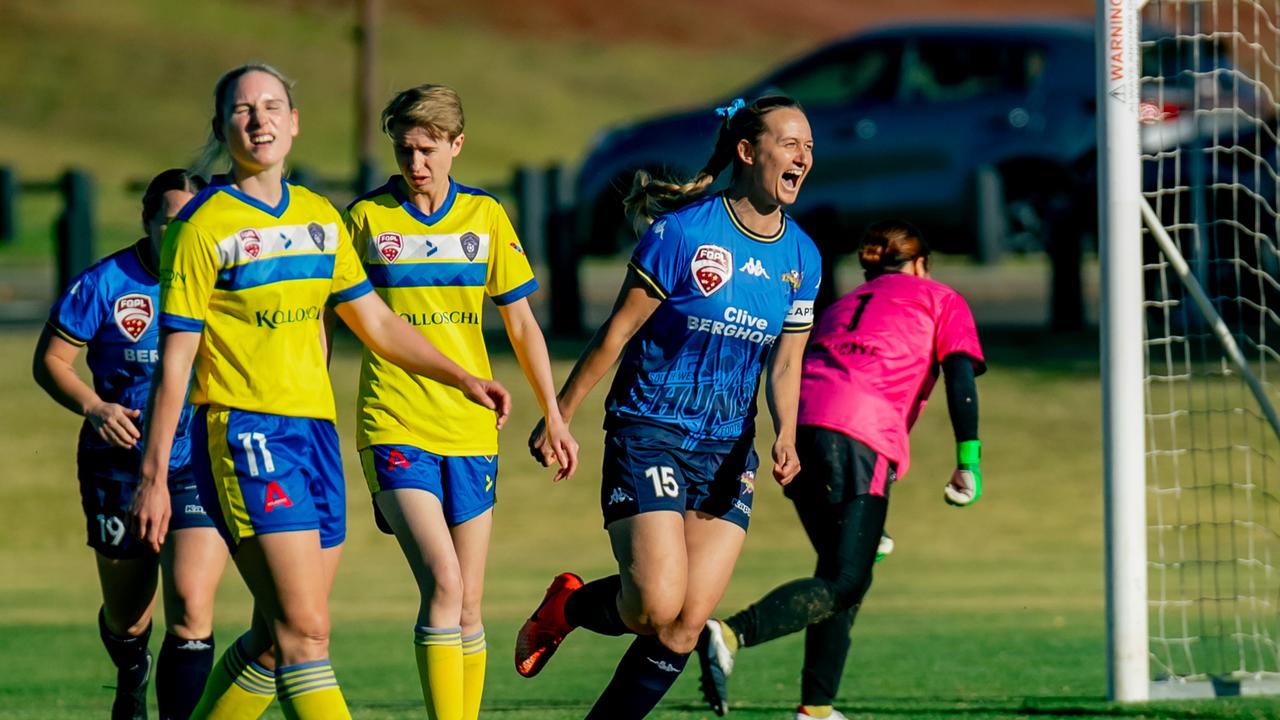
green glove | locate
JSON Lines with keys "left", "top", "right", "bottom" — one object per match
{"left": 944, "top": 439, "right": 982, "bottom": 507}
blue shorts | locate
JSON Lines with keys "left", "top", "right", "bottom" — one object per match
{"left": 77, "top": 446, "right": 214, "bottom": 560}
{"left": 360, "top": 444, "right": 497, "bottom": 526}
{"left": 600, "top": 432, "right": 759, "bottom": 530}
{"left": 191, "top": 406, "right": 346, "bottom": 552}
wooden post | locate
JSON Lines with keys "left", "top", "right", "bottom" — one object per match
{"left": 56, "top": 169, "right": 95, "bottom": 292}
{"left": 355, "top": 0, "right": 380, "bottom": 194}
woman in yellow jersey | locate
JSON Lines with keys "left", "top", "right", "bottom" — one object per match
{"left": 345, "top": 84, "right": 578, "bottom": 720}
{"left": 128, "top": 64, "right": 510, "bottom": 720}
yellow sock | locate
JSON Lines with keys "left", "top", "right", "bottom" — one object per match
{"left": 414, "top": 625, "right": 464, "bottom": 720}
{"left": 460, "top": 628, "right": 487, "bottom": 720}
{"left": 276, "top": 660, "right": 349, "bottom": 720}
{"left": 190, "top": 636, "right": 276, "bottom": 719}
{"left": 800, "top": 705, "right": 834, "bottom": 719}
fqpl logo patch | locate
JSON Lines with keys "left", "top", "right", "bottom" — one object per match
{"left": 113, "top": 293, "right": 153, "bottom": 342}
{"left": 308, "top": 222, "right": 327, "bottom": 251}
{"left": 460, "top": 232, "right": 481, "bottom": 261}
{"left": 238, "top": 228, "right": 262, "bottom": 259}
{"left": 691, "top": 244, "right": 732, "bottom": 297}
{"left": 376, "top": 232, "right": 403, "bottom": 263}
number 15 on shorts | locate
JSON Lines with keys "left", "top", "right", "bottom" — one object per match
{"left": 646, "top": 465, "right": 678, "bottom": 498}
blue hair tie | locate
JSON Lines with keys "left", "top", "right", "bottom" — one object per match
{"left": 715, "top": 98, "right": 746, "bottom": 121}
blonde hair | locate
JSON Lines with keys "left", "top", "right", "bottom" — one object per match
{"left": 193, "top": 63, "right": 296, "bottom": 178}
{"left": 624, "top": 94, "right": 804, "bottom": 226}
{"left": 381, "top": 84, "right": 464, "bottom": 141}
{"left": 859, "top": 220, "right": 930, "bottom": 279}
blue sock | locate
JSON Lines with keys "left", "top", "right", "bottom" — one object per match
{"left": 156, "top": 631, "right": 215, "bottom": 720}
{"left": 586, "top": 635, "right": 689, "bottom": 719}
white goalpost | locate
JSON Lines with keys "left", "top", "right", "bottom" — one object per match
{"left": 1101, "top": 0, "right": 1280, "bottom": 702}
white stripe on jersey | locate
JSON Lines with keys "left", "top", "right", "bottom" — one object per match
{"left": 214, "top": 222, "right": 337, "bottom": 268}
{"left": 363, "top": 232, "right": 491, "bottom": 264}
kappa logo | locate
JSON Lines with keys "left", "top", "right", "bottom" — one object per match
{"left": 376, "top": 232, "right": 404, "bottom": 263}
{"left": 238, "top": 229, "right": 262, "bottom": 259}
{"left": 608, "top": 488, "right": 632, "bottom": 506}
{"left": 264, "top": 481, "right": 293, "bottom": 513}
{"left": 646, "top": 657, "right": 682, "bottom": 673}
{"left": 691, "top": 244, "right": 732, "bottom": 297}
{"left": 308, "top": 222, "right": 327, "bottom": 251}
{"left": 113, "top": 293, "right": 153, "bottom": 342}
{"left": 739, "top": 257, "right": 770, "bottom": 279}
{"left": 653, "top": 220, "right": 666, "bottom": 239}
{"left": 460, "top": 232, "right": 480, "bottom": 261}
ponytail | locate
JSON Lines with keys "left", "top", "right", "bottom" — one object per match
{"left": 859, "top": 220, "right": 930, "bottom": 279}
{"left": 623, "top": 94, "right": 803, "bottom": 227}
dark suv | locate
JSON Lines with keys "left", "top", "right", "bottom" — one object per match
{"left": 574, "top": 21, "right": 1098, "bottom": 259}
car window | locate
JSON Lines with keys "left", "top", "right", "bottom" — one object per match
{"left": 903, "top": 40, "right": 1046, "bottom": 104}
{"left": 762, "top": 41, "right": 902, "bottom": 107}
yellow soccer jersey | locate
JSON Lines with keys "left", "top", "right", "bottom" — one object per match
{"left": 348, "top": 177, "right": 538, "bottom": 454}
{"left": 159, "top": 176, "right": 373, "bottom": 421}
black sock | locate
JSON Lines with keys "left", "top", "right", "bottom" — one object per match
{"left": 98, "top": 607, "right": 152, "bottom": 689}
{"left": 723, "top": 578, "right": 838, "bottom": 648}
{"left": 586, "top": 635, "right": 690, "bottom": 719}
{"left": 564, "top": 575, "right": 629, "bottom": 636}
{"left": 156, "top": 632, "right": 215, "bottom": 720}
{"left": 801, "top": 605, "right": 857, "bottom": 706}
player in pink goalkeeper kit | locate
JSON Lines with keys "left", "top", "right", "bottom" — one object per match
{"left": 798, "top": 249, "right": 985, "bottom": 485}
{"left": 696, "top": 220, "right": 986, "bottom": 720}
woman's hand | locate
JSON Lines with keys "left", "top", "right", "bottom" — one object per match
{"left": 129, "top": 471, "right": 171, "bottom": 553}
{"left": 461, "top": 376, "right": 512, "bottom": 430}
{"left": 87, "top": 402, "right": 142, "bottom": 448}
{"left": 771, "top": 438, "right": 801, "bottom": 485}
{"left": 529, "top": 416, "right": 580, "bottom": 482}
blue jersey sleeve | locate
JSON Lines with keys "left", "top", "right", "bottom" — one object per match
{"left": 782, "top": 234, "right": 822, "bottom": 332}
{"left": 628, "top": 215, "right": 687, "bottom": 299}
{"left": 48, "top": 268, "right": 106, "bottom": 346}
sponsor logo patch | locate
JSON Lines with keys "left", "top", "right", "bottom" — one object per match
{"left": 691, "top": 244, "right": 732, "bottom": 297}
{"left": 781, "top": 270, "right": 803, "bottom": 291}
{"left": 460, "top": 232, "right": 480, "bottom": 261}
{"left": 509, "top": 241, "right": 524, "bottom": 255}
{"left": 113, "top": 293, "right": 153, "bottom": 342}
{"left": 264, "top": 481, "right": 293, "bottom": 513}
{"left": 376, "top": 232, "right": 404, "bottom": 263}
{"left": 238, "top": 229, "right": 262, "bottom": 259}
{"left": 739, "top": 470, "right": 756, "bottom": 495}
{"left": 308, "top": 222, "right": 326, "bottom": 251}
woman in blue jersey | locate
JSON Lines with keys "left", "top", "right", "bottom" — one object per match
{"left": 514, "top": 94, "right": 821, "bottom": 718}
{"left": 127, "top": 64, "right": 510, "bottom": 720}
{"left": 34, "top": 168, "right": 228, "bottom": 720}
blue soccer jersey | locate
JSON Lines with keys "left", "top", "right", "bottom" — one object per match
{"left": 48, "top": 240, "right": 193, "bottom": 467}
{"left": 606, "top": 194, "right": 822, "bottom": 450}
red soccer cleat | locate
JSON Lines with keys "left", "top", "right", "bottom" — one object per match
{"left": 515, "top": 572, "right": 584, "bottom": 677}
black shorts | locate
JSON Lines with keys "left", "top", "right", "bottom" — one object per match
{"left": 600, "top": 432, "right": 759, "bottom": 530}
{"left": 784, "top": 426, "right": 896, "bottom": 505}
{"left": 78, "top": 446, "right": 213, "bottom": 560}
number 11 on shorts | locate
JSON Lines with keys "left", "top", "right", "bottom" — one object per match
{"left": 646, "top": 465, "right": 678, "bottom": 498}
{"left": 238, "top": 432, "right": 275, "bottom": 476}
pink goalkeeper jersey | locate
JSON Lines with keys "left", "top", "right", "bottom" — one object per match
{"left": 797, "top": 273, "right": 985, "bottom": 480}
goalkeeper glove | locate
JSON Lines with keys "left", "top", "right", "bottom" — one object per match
{"left": 944, "top": 439, "right": 982, "bottom": 507}
{"left": 875, "top": 531, "right": 894, "bottom": 563}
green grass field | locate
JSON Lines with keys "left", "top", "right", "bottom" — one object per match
{"left": 0, "top": 326, "right": 1275, "bottom": 719}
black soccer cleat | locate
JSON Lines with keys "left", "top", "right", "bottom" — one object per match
{"left": 696, "top": 620, "right": 734, "bottom": 716}
{"left": 111, "top": 650, "right": 151, "bottom": 720}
